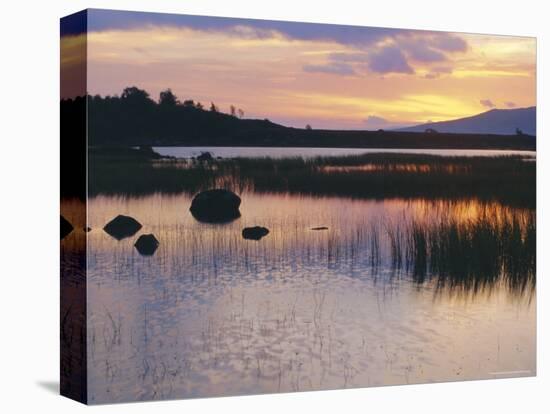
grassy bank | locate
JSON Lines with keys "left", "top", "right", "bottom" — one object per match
{"left": 89, "top": 152, "right": 535, "bottom": 208}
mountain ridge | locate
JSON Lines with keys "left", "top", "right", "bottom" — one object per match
{"left": 397, "top": 107, "right": 536, "bottom": 136}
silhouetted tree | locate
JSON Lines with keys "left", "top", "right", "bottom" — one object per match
{"left": 305, "top": 124, "right": 312, "bottom": 130}
{"left": 105, "top": 86, "right": 156, "bottom": 144}
{"left": 183, "top": 99, "right": 195, "bottom": 107}
{"left": 230, "top": 105, "right": 237, "bottom": 117}
{"left": 196, "top": 102, "right": 204, "bottom": 110}
{"left": 237, "top": 108, "right": 244, "bottom": 119}
{"left": 516, "top": 127, "right": 524, "bottom": 136}
{"left": 121, "top": 86, "right": 152, "bottom": 104}
{"left": 210, "top": 102, "right": 219, "bottom": 112}
{"left": 159, "top": 88, "right": 178, "bottom": 106}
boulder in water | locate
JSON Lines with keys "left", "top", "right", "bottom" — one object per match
{"left": 197, "top": 151, "right": 214, "bottom": 161}
{"left": 190, "top": 189, "right": 241, "bottom": 223}
{"left": 103, "top": 215, "right": 142, "bottom": 240}
{"left": 242, "top": 226, "right": 270, "bottom": 240}
{"left": 134, "top": 234, "right": 159, "bottom": 256}
{"left": 61, "top": 215, "right": 73, "bottom": 239}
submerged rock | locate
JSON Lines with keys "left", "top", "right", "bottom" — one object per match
{"left": 103, "top": 215, "right": 142, "bottom": 240}
{"left": 311, "top": 226, "right": 329, "bottom": 231}
{"left": 242, "top": 226, "right": 270, "bottom": 241}
{"left": 134, "top": 234, "right": 159, "bottom": 256}
{"left": 61, "top": 215, "right": 73, "bottom": 240}
{"left": 190, "top": 189, "right": 241, "bottom": 223}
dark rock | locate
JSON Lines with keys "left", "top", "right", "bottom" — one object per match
{"left": 84, "top": 227, "right": 92, "bottom": 232}
{"left": 242, "top": 226, "right": 270, "bottom": 240}
{"left": 311, "top": 226, "right": 329, "bottom": 231}
{"left": 197, "top": 151, "right": 214, "bottom": 161}
{"left": 190, "top": 189, "right": 241, "bottom": 223}
{"left": 134, "top": 234, "right": 159, "bottom": 256}
{"left": 61, "top": 215, "right": 73, "bottom": 240}
{"left": 103, "top": 215, "right": 142, "bottom": 240}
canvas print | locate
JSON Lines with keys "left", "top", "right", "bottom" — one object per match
{"left": 60, "top": 9, "right": 536, "bottom": 404}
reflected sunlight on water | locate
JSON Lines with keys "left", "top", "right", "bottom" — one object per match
{"left": 60, "top": 192, "right": 536, "bottom": 403}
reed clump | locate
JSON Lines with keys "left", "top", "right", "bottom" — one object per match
{"left": 402, "top": 210, "right": 535, "bottom": 295}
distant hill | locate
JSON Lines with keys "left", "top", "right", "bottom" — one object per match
{"left": 397, "top": 107, "right": 536, "bottom": 136}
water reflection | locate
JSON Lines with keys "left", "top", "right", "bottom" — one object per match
{"left": 60, "top": 198, "right": 87, "bottom": 402}
{"left": 62, "top": 192, "right": 536, "bottom": 403}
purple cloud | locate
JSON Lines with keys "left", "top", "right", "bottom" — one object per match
{"left": 432, "top": 34, "right": 468, "bottom": 52}
{"left": 398, "top": 38, "right": 446, "bottom": 62}
{"left": 408, "top": 45, "right": 446, "bottom": 62}
{"left": 83, "top": 10, "right": 470, "bottom": 60}
{"left": 480, "top": 99, "right": 496, "bottom": 108}
{"left": 306, "top": 49, "right": 414, "bottom": 76}
{"left": 303, "top": 62, "right": 356, "bottom": 76}
{"left": 504, "top": 101, "right": 517, "bottom": 108}
{"left": 367, "top": 46, "right": 414, "bottom": 74}
{"left": 84, "top": 9, "right": 398, "bottom": 47}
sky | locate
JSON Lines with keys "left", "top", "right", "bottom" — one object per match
{"left": 61, "top": 9, "right": 536, "bottom": 130}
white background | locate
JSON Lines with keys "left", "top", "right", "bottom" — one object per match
{"left": 0, "top": 0, "right": 547, "bottom": 412}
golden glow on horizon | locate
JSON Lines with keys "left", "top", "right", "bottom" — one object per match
{"left": 80, "top": 25, "right": 536, "bottom": 129}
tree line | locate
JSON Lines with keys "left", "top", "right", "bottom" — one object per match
{"left": 64, "top": 86, "right": 252, "bottom": 146}
{"left": 60, "top": 86, "right": 536, "bottom": 150}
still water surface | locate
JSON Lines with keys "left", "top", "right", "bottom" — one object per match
{"left": 153, "top": 146, "right": 536, "bottom": 159}
{"left": 67, "top": 192, "right": 536, "bottom": 403}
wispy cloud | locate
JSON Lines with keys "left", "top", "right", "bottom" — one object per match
{"left": 480, "top": 99, "right": 496, "bottom": 108}
{"left": 303, "top": 62, "right": 356, "bottom": 76}
{"left": 303, "top": 35, "right": 468, "bottom": 77}
{"left": 327, "top": 52, "right": 370, "bottom": 63}
{"left": 424, "top": 66, "right": 453, "bottom": 79}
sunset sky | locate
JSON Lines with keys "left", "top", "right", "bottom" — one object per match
{"left": 62, "top": 9, "right": 536, "bottom": 130}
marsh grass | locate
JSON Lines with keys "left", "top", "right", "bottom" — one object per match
{"left": 89, "top": 153, "right": 535, "bottom": 207}
{"left": 399, "top": 210, "right": 536, "bottom": 296}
